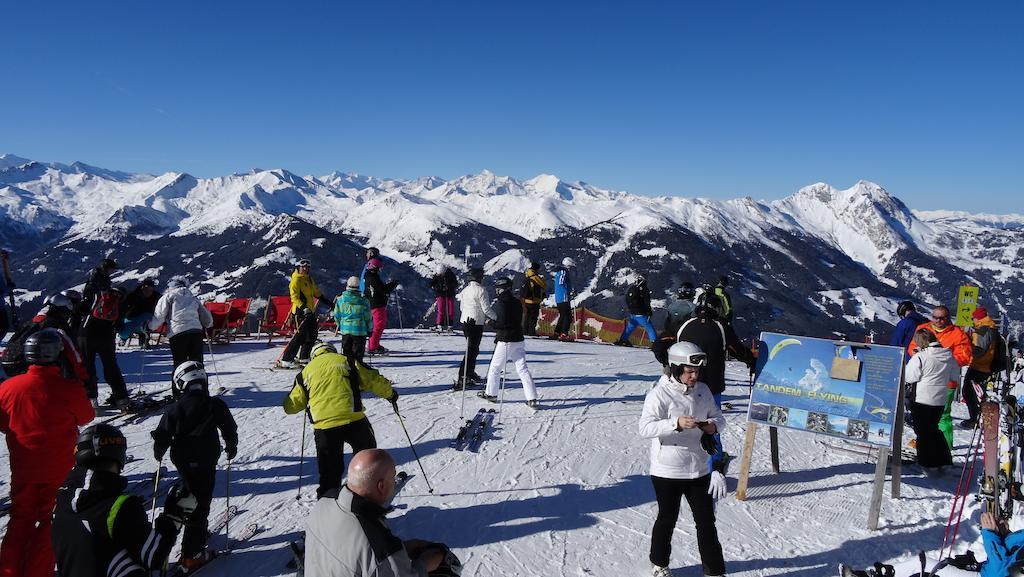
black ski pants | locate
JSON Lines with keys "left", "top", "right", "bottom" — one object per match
{"left": 962, "top": 368, "right": 990, "bottom": 424}
{"left": 457, "top": 323, "right": 484, "bottom": 384}
{"left": 910, "top": 401, "right": 953, "bottom": 468}
{"left": 650, "top": 474, "right": 725, "bottom": 575}
{"left": 313, "top": 418, "right": 377, "bottom": 498}
{"left": 80, "top": 320, "right": 128, "bottom": 401}
{"left": 169, "top": 330, "right": 205, "bottom": 371}
{"left": 283, "top": 312, "right": 319, "bottom": 362}
{"left": 522, "top": 303, "right": 540, "bottom": 337}
{"left": 554, "top": 301, "right": 572, "bottom": 336}
{"left": 0, "top": 306, "right": 9, "bottom": 346}
{"left": 174, "top": 461, "right": 216, "bottom": 557}
{"left": 341, "top": 334, "right": 367, "bottom": 364}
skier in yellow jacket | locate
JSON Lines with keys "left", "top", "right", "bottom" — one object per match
{"left": 283, "top": 341, "right": 398, "bottom": 497}
{"left": 521, "top": 261, "right": 547, "bottom": 336}
{"left": 279, "top": 259, "right": 324, "bottom": 368}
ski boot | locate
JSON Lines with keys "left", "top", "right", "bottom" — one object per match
{"left": 179, "top": 549, "right": 217, "bottom": 573}
{"left": 526, "top": 399, "right": 539, "bottom": 409}
{"left": 275, "top": 360, "right": 297, "bottom": 369}
{"left": 476, "top": 391, "right": 497, "bottom": 402}
{"left": 613, "top": 339, "right": 632, "bottom": 347}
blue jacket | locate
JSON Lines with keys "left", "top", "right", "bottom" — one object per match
{"left": 889, "top": 311, "right": 928, "bottom": 348}
{"left": 981, "top": 528, "right": 1024, "bottom": 577}
{"left": 359, "top": 264, "right": 368, "bottom": 294}
{"left": 333, "top": 290, "right": 373, "bottom": 337}
{"left": 554, "top": 267, "right": 573, "bottom": 304}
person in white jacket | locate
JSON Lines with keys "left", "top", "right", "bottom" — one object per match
{"left": 639, "top": 341, "right": 727, "bottom": 577}
{"left": 454, "top": 268, "right": 495, "bottom": 389}
{"left": 906, "top": 329, "right": 959, "bottom": 469}
{"left": 153, "top": 276, "right": 213, "bottom": 372}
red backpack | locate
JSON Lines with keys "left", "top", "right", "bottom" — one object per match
{"left": 91, "top": 291, "right": 121, "bottom": 321}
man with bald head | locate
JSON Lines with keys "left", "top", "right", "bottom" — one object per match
{"left": 304, "top": 448, "right": 448, "bottom": 576}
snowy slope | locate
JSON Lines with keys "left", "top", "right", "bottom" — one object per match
{"left": 0, "top": 331, "right": 1007, "bottom": 576}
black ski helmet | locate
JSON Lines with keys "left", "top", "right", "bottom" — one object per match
{"left": 24, "top": 328, "right": 65, "bottom": 366}
{"left": 896, "top": 300, "right": 916, "bottom": 317}
{"left": 61, "top": 289, "right": 83, "bottom": 305}
{"left": 43, "top": 293, "right": 74, "bottom": 314}
{"left": 366, "top": 247, "right": 380, "bottom": 259}
{"left": 469, "top": 267, "right": 484, "bottom": 282}
{"left": 529, "top": 260, "right": 540, "bottom": 270}
{"left": 75, "top": 424, "right": 128, "bottom": 469}
{"left": 101, "top": 257, "right": 118, "bottom": 270}
{"left": 677, "top": 282, "right": 696, "bottom": 300}
{"left": 171, "top": 360, "right": 208, "bottom": 397}
{"left": 717, "top": 275, "right": 729, "bottom": 287}
{"left": 494, "top": 277, "right": 513, "bottom": 292}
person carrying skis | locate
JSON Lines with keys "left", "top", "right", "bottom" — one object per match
{"left": 359, "top": 246, "right": 380, "bottom": 294}
{"left": 662, "top": 282, "right": 696, "bottom": 338}
{"left": 0, "top": 248, "right": 15, "bottom": 344}
{"left": 889, "top": 300, "right": 928, "bottom": 348}
{"left": 961, "top": 306, "right": 1006, "bottom": 430}
{"left": 279, "top": 259, "right": 325, "bottom": 367}
{"left": 304, "top": 448, "right": 456, "bottom": 576}
{"left": 283, "top": 341, "right": 398, "bottom": 498}
{"left": 153, "top": 276, "right": 213, "bottom": 371}
{"left": 0, "top": 329, "right": 95, "bottom": 577}
{"left": 521, "top": 260, "right": 546, "bottom": 337}
{"left": 713, "top": 275, "right": 733, "bottom": 324}
{"left": 334, "top": 276, "right": 373, "bottom": 363}
{"left": 905, "top": 329, "right": 959, "bottom": 470}
{"left": 52, "top": 424, "right": 193, "bottom": 577}
{"left": 615, "top": 274, "right": 657, "bottom": 347}
{"left": 78, "top": 257, "right": 132, "bottom": 409}
{"left": 551, "top": 257, "right": 576, "bottom": 341}
{"left": 429, "top": 266, "right": 458, "bottom": 330}
{"left": 117, "top": 277, "right": 161, "bottom": 346}
{"left": 639, "top": 341, "right": 727, "bottom": 577}
{"left": 455, "top": 267, "right": 495, "bottom": 389}
{"left": 363, "top": 258, "right": 399, "bottom": 355}
{"left": 0, "top": 294, "right": 89, "bottom": 380}
{"left": 151, "top": 361, "right": 238, "bottom": 571}
{"left": 478, "top": 277, "right": 539, "bottom": 408}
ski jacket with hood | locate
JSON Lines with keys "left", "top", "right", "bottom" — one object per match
{"left": 553, "top": 267, "right": 573, "bottom": 304}
{"left": 152, "top": 388, "right": 238, "bottom": 468}
{"left": 492, "top": 290, "right": 525, "bottom": 343}
{"left": 334, "top": 290, "right": 373, "bottom": 337}
{"left": 971, "top": 315, "right": 1000, "bottom": 373}
{"left": 521, "top": 268, "right": 547, "bottom": 305}
{"left": 289, "top": 270, "right": 322, "bottom": 314}
{"left": 428, "top": 269, "right": 458, "bottom": 298}
{"left": 625, "top": 281, "right": 653, "bottom": 316}
{"left": 890, "top": 310, "right": 928, "bottom": 348}
{"left": 0, "top": 364, "right": 94, "bottom": 481}
{"left": 907, "top": 322, "right": 973, "bottom": 367}
{"left": 283, "top": 352, "right": 394, "bottom": 430}
{"left": 52, "top": 466, "right": 180, "bottom": 577}
{"left": 981, "top": 526, "right": 1024, "bottom": 577}
{"left": 305, "top": 485, "right": 428, "bottom": 577}
{"left": 153, "top": 279, "right": 213, "bottom": 339}
{"left": 676, "top": 317, "right": 755, "bottom": 395}
{"left": 363, "top": 269, "right": 398, "bottom": 310}
{"left": 639, "top": 374, "right": 725, "bottom": 480}
{"left": 79, "top": 266, "right": 113, "bottom": 315}
{"left": 905, "top": 342, "right": 961, "bottom": 407}
{"left": 456, "top": 281, "right": 495, "bottom": 325}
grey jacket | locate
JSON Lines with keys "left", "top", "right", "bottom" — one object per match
{"left": 305, "top": 486, "right": 426, "bottom": 577}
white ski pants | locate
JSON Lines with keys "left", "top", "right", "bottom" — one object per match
{"left": 485, "top": 340, "right": 537, "bottom": 401}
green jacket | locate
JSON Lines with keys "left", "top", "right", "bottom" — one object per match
{"left": 283, "top": 352, "right": 393, "bottom": 430}
{"left": 333, "top": 290, "right": 372, "bottom": 336}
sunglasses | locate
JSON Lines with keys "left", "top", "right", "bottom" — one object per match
{"left": 932, "top": 315, "right": 949, "bottom": 321}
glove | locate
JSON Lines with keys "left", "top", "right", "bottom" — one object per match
{"left": 388, "top": 390, "right": 399, "bottom": 408}
{"left": 301, "top": 307, "right": 312, "bottom": 317}
{"left": 162, "top": 482, "right": 198, "bottom": 528}
{"left": 699, "top": 432, "right": 718, "bottom": 456}
{"left": 225, "top": 446, "right": 237, "bottom": 460}
{"left": 707, "top": 471, "right": 727, "bottom": 500}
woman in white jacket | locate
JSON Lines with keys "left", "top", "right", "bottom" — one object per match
{"left": 454, "top": 268, "right": 495, "bottom": 389}
{"left": 906, "top": 329, "right": 959, "bottom": 469}
{"left": 639, "top": 341, "right": 727, "bottom": 577}
{"left": 153, "top": 276, "right": 213, "bottom": 371}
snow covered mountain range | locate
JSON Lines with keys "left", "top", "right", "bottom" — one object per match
{"left": 1, "top": 152, "right": 1021, "bottom": 340}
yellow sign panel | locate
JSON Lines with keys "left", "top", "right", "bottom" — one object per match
{"left": 955, "top": 285, "right": 980, "bottom": 328}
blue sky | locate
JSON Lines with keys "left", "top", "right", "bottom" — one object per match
{"left": 3, "top": 1, "right": 1021, "bottom": 211}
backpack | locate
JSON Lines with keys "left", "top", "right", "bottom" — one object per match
{"left": 91, "top": 291, "right": 120, "bottom": 321}
{"left": 991, "top": 330, "right": 1008, "bottom": 373}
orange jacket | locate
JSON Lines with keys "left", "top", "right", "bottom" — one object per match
{"left": 906, "top": 322, "right": 973, "bottom": 367}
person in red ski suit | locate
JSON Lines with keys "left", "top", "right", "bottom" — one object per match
{"left": 0, "top": 328, "right": 95, "bottom": 577}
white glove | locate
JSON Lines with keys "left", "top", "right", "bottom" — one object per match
{"left": 708, "top": 471, "right": 727, "bottom": 500}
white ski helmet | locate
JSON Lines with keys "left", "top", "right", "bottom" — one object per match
{"left": 311, "top": 341, "right": 338, "bottom": 358}
{"left": 172, "top": 361, "right": 208, "bottom": 396}
{"left": 668, "top": 341, "right": 707, "bottom": 368}
{"left": 562, "top": 257, "right": 576, "bottom": 268}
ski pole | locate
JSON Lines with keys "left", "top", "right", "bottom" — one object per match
{"left": 150, "top": 462, "right": 162, "bottom": 526}
{"left": 225, "top": 458, "right": 231, "bottom": 551}
{"left": 392, "top": 404, "right": 433, "bottom": 493}
{"left": 945, "top": 423, "right": 983, "bottom": 555}
{"left": 296, "top": 417, "right": 306, "bottom": 500}
{"left": 206, "top": 338, "right": 224, "bottom": 389}
{"left": 940, "top": 425, "right": 978, "bottom": 557}
{"left": 496, "top": 354, "right": 508, "bottom": 426}
{"left": 459, "top": 336, "right": 471, "bottom": 419}
{"left": 396, "top": 290, "right": 404, "bottom": 333}
{"left": 137, "top": 343, "right": 147, "bottom": 388}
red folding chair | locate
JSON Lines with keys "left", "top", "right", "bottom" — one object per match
{"left": 259, "top": 295, "right": 296, "bottom": 345}
{"left": 226, "top": 297, "right": 253, "bottom": 339}
{"left": 204, "top": 301, "right": 232, "bottom": 343}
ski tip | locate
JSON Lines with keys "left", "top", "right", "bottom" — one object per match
{"left": 396, "top": 471, "right": 408, "bottom": 481}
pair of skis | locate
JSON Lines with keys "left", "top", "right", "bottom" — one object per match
{"left": 164, "top": 507, "right": 263, "bottom": 576}
{"left": 452, "top": 408, "right": 495, "bottom": 451}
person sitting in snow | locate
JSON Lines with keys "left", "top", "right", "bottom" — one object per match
{"left": 304, "top": 448, "right": 461, "bottom": 577}
{"left": 981, "top": 511, "right": 1024, "bottom": 577}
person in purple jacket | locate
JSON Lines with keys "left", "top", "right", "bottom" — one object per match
{"left": 890, "top": 300, "right": 928, "bottom": 349}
